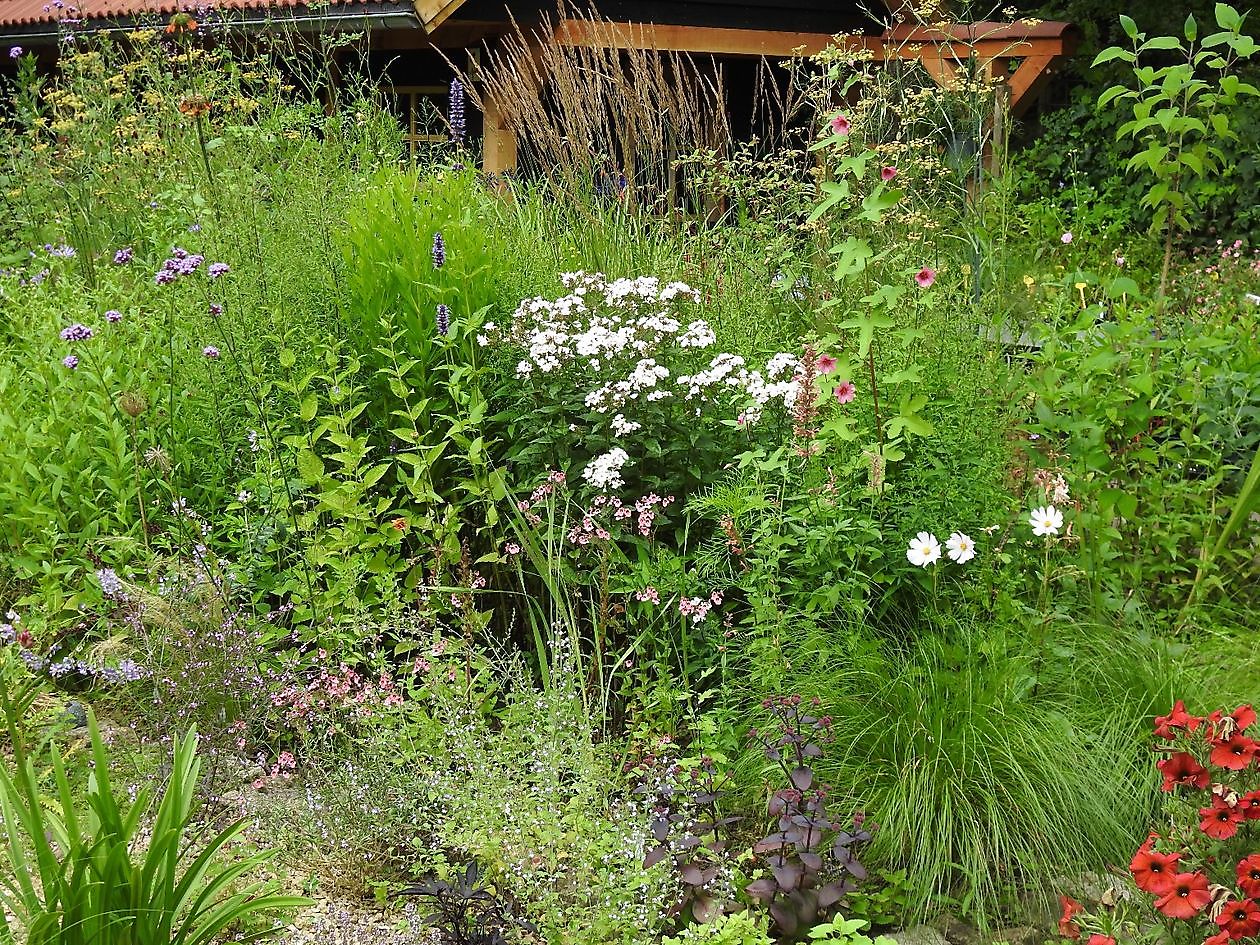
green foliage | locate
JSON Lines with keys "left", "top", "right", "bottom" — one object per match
{"left": 662, "top": 912, "right": 774, "bottom": 945}
{"left": 1093, "top": 5, "right": 1260, "bottom": 295}
{"left": 0, "top": 675, "right": 306, "bottom": 944}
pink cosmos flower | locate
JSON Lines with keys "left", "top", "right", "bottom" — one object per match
{"left": 834, "top": 380, "right": 857, "bottom": 404}
{"left": 817, "top": 354, "right": 838, "bottom": 375}
{"left": 830, "top": 114, "right": 851, "bottom": 135}
{"left": 1061, "top": 231, "right": 1073, "bottom": 244}
{"left": 881, "top": 166, "right": 898, "bottom": 181}
{"left": 915, "top": 267, "right": 936, "bottom": 288}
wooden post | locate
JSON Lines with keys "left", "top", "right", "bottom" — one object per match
{"left": 481, "top": 89, "right": 517, "bottom": 175}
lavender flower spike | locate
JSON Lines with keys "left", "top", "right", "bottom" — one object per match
{"left": 432, "top": 231, "right": 446, "bottom": 270}
{"left": 449, "top": 77, "right": 466, "bottom": 146}
{"left": 436, "top": 303, "right": 450, "bottom": 337}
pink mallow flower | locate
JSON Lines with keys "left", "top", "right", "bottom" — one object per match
{"left": 915, "top": 267, "right": 936, "bottom": 288}
{"left": 834, "top": 380, "right": 857, "bottom": 405}
{"left": 817, "top": 354, "right": 838, "bottom": 375}
{"left": 881, "top": 166, "right": 898, "bottom": 181}
{"left": 1061, "top": 231, "right": 1073, "bottom": 244}
{"left": 830, "top": 114, "right": 851, "bottom": 135}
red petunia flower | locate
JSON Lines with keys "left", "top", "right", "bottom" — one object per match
{"left": 1215, "top": 899, "right": 1260, "bottom": 940}
{"left": 1204, "top": 932, "right": 1231, "bottom": 945}
{"left": 1209, "top": 734, "right": 1258, "bottom": 770}
{"left": 1208, "top": 705, "right": 1257, "bottom": 737}
{"left": 1058, "top": 895, "right": 1084, "bottom": 939}
{"left": 1240, "top": 790, "right": 1260, "bottom": 821}
{"left": 1155, "top": 700, "right": 1205, "bottom": 739}
{"left": 1159, "top": 752, "right": 1211, "bottom": 791}
{"left": 1199, "top": 796, "right": 1245, "bottom": 840}
{"left": 1086, "top": 936, "right": 1115, "bottom": 945}
{"left": 1130, "top": 841, "right": 1181, "bottom": 895}
{"left": 1238, "top": 855, "right": 1260, "bottom": 899}
{"left": 1154, "top": 872, "right": 1211, "bottom": 919}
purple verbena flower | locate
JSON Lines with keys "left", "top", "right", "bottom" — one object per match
{"left": 154, "top": 269, "right": 176, "bottom": 285}
{"left": 60, "top": 323, "right": 93, "bottom": 342}
{"left": 436, "top": 303, "right": 450, "bottom": 336}
{"left": 62, "top": 354, "right": 79, "bottom": 369}
{"left": 9, "top": 46, "right": 22, "bottom": 59}
{"left": 209, "top": 302, "right": 223, "bottom": 316}
{"left": 113, "top": 246, "right": 133, "bottom": 265}
{"left": 105, "top": 309, "right": 122, "bottom": 323}
{"left": 172, "top": 247, "right": 189, "bottom": 260}
{"left": 188, "top": 223, "right": 201, "bottom": 233}
{"left": 208, "top": 262, "right": 229, "bottom": 279}
{"left": 432, "top": 231, "right": 445, "bottom": 270}
{"left": 203, "top": 345, "right": 220, "bottom": 359}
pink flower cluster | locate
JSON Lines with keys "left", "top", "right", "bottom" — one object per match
{"left": 567, "top": 492, "right": 674, "bottom": 546}
{"left": 517, "top": 469, "right": 568, "bottom": 525}
{"left": 679, "top": 590, "right": 723, "bottom": 624}
{"left": 270, "top": 653, "right": 403, "bottom": 732}
{"left": 251, "top": 749, "right": 296, "bottom": 791}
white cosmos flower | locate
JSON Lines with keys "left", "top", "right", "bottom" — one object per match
{"left": 1029, "top": 505, "right": 1063, "bottom": 537}
{"left": 946, "top": 531, "right": 976, "bottom": 564}
{"left": 906, "top": 531, "right": 941, "bottom": 567}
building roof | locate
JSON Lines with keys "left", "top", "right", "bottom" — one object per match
{"left": 0, "top": 0, "right": 406, "bottom": 33}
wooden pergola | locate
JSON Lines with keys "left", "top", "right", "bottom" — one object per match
{"left": 410, "top": 1, "right": 1079, "bottom": 174}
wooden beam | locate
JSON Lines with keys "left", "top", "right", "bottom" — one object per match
{"left": 1005, "top": 53, "right": 1056, "bottom": 116}
{"left": 413, "top": 0, "right": 467, "bottom": 33}
{"left": 481, "top": 88, "right": 517, "bottom": 175}
{"left": 552, "top": 19, "right": 874, "bottom": 57}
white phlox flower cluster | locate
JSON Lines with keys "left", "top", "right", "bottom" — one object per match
{"left": 582, "top": 448, "right": 630, "bottom": 491}
{"left": 487, "top": 273, "right": 808, "bottom": 488}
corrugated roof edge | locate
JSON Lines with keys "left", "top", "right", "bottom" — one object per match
{"left": 0, "top": 0, "right": 418, "bottom": 41}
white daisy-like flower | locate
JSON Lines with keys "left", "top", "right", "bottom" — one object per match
{"left": 906, "top": 531, "right": 941, "bottom": 567}
{"left": 946, "top": 531, "right": 976, "bottom": 564}
{"left": 1029, "top": 505, "right": 1063, "bottom": 537}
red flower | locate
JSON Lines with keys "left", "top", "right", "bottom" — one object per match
{"left": 1199, "top": 796, "right": 1245, "bottom": 840}
{"left": 1215, "top": 900, "right": 1260, "bottom": 939}
{"left": 1238, "top": 855, "right": 1260, "bottom": 898}
{"left": 1240, "top": 790, "right": 1260, "bottom": 821}
{"left": 1058, "top": 895, "right": 1084, "bottom": 939}
{"left": 1208, "top": 705, "right": 1257, "bottom": 737}
{"left": 1204, "top": 933, "right": 1231, "bottom": 945}
{"left": 1209, "top": 734, "right": 1258, "bottom": 770}
{"left": 1086, "top": 936, "right": 1115, "bottom": 945}
{"left": 1130, "top": 841, "right": 1181, "bottom": 895}
{"left": 1155, "top": 700, "right": 1205, "bottom": 739}
{"left": 1159, "top": 752, "right": 1211, "bottom": 791}
{"left": 1154, "top": 872, "right": 1211, "bottom": 919}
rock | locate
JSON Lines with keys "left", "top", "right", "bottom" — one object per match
{"left": 63, "top": 700, "right": 87, "bottom": 727}
{"left": 988, "top": 925, "right": 1042, "bottom": 945}
{"left": 930, "top": 913, "right": 982, "bottom": 945}
{"left": 890, "top": 926, "right": 951, "bottom": 945}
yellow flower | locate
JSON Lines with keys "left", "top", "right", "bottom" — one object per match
{"left": 1022, "top": 275, "right": 1035, "bottom": 287}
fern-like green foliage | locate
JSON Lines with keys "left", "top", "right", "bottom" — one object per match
{"left": 0, "top": 677, "right": 307, "bottom": 945}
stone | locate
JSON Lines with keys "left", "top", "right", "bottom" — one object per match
{"left": 890, "top": 926, "right": 951, "bottom": 945}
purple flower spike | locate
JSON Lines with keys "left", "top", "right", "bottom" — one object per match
{"left": 436, "top": 303, "right": 450, "bottom": 336}
{"left": 208, "top": 262, "right": 229, "bottom": 279}
{"left": 449, "top": 78, "right": 466, "bottom": 146}
{"left": 432, "top": 232, "right": 445, "bottom": 270}
{"left": 62, "top": 354, "right": 79, "bottom": 369}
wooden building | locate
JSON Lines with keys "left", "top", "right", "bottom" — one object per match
{"left": 0, "top": 0, "right": 1079, "bottom": 174}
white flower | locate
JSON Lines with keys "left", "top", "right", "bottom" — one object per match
{"left": 581, "top": 448, "right": 629, "bottom": 491}
{"left": 610, "top": 413, "right": 641, "bottom": 437}
{"left": 945, "top": 532, "right": 976, "bottom": 564}
{"left": 906, "top": 531, "right": 941, "bottom": 567}
{"left": 1029, "top": 505, "right": 1063, "bottom": 537}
